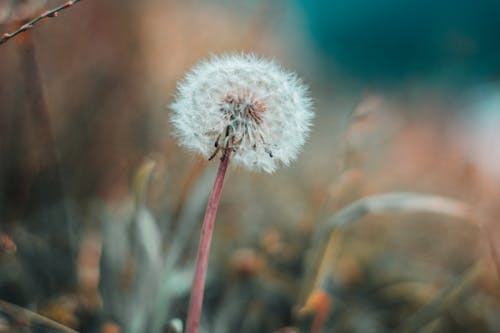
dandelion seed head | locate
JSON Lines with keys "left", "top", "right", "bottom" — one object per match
{"left": 170, "top": 53, "right": 314, "bottom": 173}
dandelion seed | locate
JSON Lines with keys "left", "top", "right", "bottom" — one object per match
{"left": 171, "top": 53, "right": 313, "bottom": 173}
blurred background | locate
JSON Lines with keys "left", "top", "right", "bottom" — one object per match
{"left": 1, "top": 0, "right": 500, "bottom": 332}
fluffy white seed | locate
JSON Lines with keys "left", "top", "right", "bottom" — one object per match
{"left": 170, "top": 53, "right": 314, "bottom": 173}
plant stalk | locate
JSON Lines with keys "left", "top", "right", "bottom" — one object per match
{"left": 185, "top": 149, "right": 231, "bottom": 333}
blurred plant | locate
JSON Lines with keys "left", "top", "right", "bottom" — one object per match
{"left": 300, "top": 192, "right": 481, "bottom": 333}
{"left": 99, "top": 159, "right": 162, "bottom": 333}
{"left": 152, "top": 165, "right": 215, "bottom": 333}
{"left": 0, "top": 0, "right": 83, "bottom": 45}
{"left": 169, "top": 53, "right": 314, "bottom": 333}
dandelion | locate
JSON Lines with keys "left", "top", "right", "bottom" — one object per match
{"left": 170, "top": 53, "right": 313, "bottom": 333}
{"left": 171, "top": 53, "right": 313, "bottom": 173}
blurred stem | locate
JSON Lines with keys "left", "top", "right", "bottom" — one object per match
{"left": 397, "top": 263, "right": 481, "bottom": 333}
{"left": 21, "top": 34, "right": 59, "bottom": 163}
{"left": 185, "top": 149, "right": 231, "bottom": 333}
{"left": 0, "top": 300, "right": 78, "bottom": 333}
{"left": 483, "top": 221, "right": 500, "bottom": 280}
{"left": 20, "top": 34, "right": 68, "bottom": 215}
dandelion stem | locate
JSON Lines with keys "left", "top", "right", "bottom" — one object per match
{"left": 185, "top": 149, "right": 231, "bottom": 333}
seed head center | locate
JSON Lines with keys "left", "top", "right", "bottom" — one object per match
{"left": 219, "top": 93, "right": 266, "bottom": 145}
{"left": 221, "top": 93, "right": 266, "bottom": 125}
{"left": 208, "top": 93, "right": 269, "bottom": 160}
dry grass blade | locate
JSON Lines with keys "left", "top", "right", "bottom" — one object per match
{"left": 396, "top": 263, "right": 482, "bottom": 333}
{"left": 301, "top": 192, "right": 473, "bottom": 309}
{"left": 320, "top": 192, "right": 471, "bottom": 234}
{"left": 0, "top": 300, "right": 79, "bottom": 333}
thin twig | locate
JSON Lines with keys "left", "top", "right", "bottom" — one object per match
{"left": 0, "top": 300, "right": 79, "bottom": 333}
{"left": 0, "top": 0, "right": 83, "bottom": 46}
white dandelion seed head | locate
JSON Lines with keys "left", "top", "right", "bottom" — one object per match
{"left": 170, "top": 53, "right": 314, "bottom": 173}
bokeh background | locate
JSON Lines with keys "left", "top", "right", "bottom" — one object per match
{"left": 1, "top": 0, "right": 500, "bottom": 332}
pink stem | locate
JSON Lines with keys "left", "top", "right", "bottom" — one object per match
{"left": 185, "top": 149, "right": 231, "bottom": 333}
